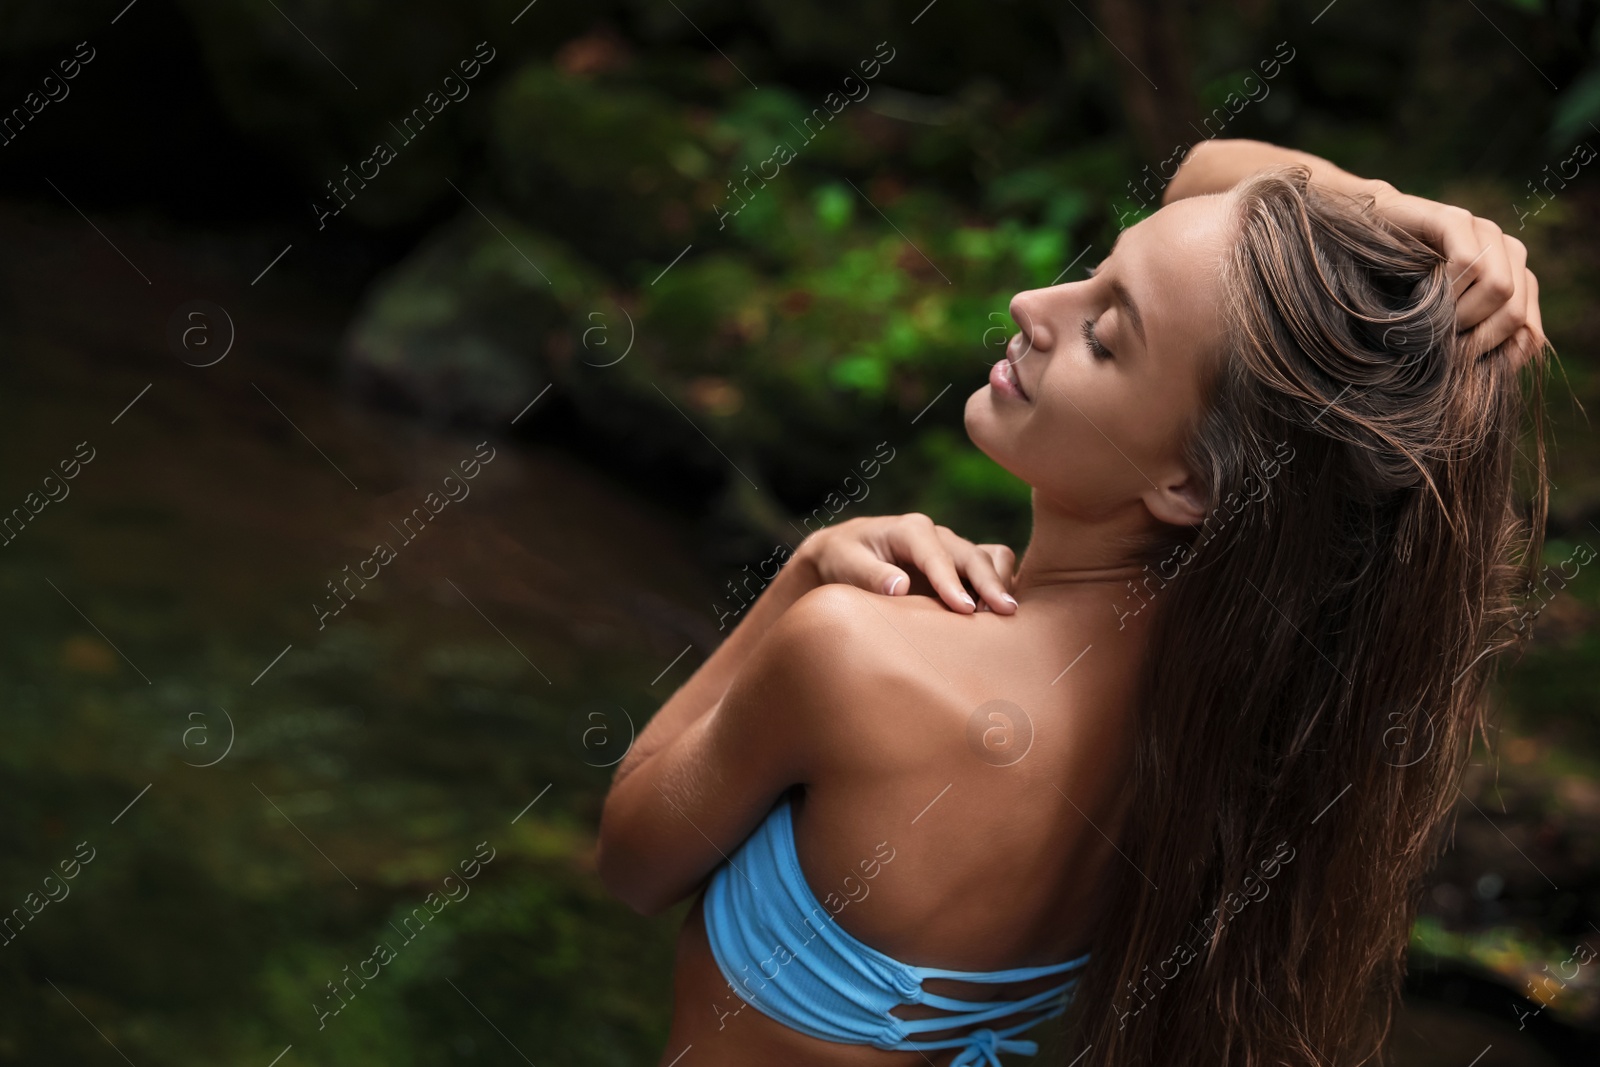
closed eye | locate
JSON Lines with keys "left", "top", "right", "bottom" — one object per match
{"left": 1081, "top": 318, "right": 1114, "bottom": 361}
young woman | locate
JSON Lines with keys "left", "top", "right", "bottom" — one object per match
{"left": 598, "top": 138, "right": 1550, "bottom": 1067}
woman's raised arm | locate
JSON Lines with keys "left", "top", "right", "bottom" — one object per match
{"left": 1164, "top": 137, "right": 1379, "bottom": 201}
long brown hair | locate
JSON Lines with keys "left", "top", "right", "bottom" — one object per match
{"left": 1065, "top": 167, "right": 1551, "bottom": 1065}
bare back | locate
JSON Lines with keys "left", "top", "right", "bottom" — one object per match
{"left": 663, "top": 583, "right": 1154, "bottom": 1065}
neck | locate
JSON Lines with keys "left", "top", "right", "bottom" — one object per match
{"left": 1012, "top": 490, "right": 1161, "bottom": 597}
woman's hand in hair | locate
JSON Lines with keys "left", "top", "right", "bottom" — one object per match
{"left": 1163, "top": 141, "right": 1545, "bottom": 368}
{"left": 1364, "top": 181, "right": 1547, "bottom": 369}
{"left": 796, "top": 514, "right": 1018, "bottom": 615}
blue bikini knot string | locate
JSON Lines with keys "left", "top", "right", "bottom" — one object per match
{"left": 948, "top": 1027, "right": 1040, "bottom": 1067}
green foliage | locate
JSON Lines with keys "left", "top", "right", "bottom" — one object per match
{"left": 814, "top": 183, "right": 855, "bottom": 230}
{"left": 1550, "top": 65, "right": 1600, "bottom": 151}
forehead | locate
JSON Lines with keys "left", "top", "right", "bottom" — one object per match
{"left": 1116, "top": 194, "right": 1235, "bottom": 359}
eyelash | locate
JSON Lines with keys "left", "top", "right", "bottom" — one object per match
{"left": 1081, "top": 318, "right": 1114, "bottom": 361}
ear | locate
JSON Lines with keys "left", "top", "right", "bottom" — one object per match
{"left": 1143, "top": 469, "right": 1208, "bottom": 528}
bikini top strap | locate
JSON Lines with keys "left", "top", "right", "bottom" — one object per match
{"left": 912, "top": 950, "right": 1092, "bottom": 984}
{"left": 898, "top": 981, "right": 1076, "bottom": 1032}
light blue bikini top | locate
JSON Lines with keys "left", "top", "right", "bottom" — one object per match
{"left": 702, "top": 796, "right": 1090, "bottom": 1067}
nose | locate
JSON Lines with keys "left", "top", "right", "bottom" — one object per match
{"left": 1009, "top": 290, "right": 1054, "bottom": 352}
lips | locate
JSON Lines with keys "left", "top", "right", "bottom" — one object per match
{"left": 989, "top": 356, "right": 1030, "bottom": 401}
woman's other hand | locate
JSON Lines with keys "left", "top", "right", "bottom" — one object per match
{"left": 1364, "top": 181, "right": 1546, "bottom": 369}
{"left": 797, "top": 515, "right": 1018, "bottom": 615}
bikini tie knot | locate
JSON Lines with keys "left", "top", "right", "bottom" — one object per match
{"left": 948, "top": 1027, "right": 1040, "bottom": 1067}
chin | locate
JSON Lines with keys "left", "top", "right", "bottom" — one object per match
{"left": 961, "top": 384, "right": 990, "bottom": 441}
{"left": 962, "top": 386, "right": 1013, "bottom": 471}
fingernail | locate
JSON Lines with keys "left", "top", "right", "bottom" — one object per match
{"left": 961, "top": 593, "right": 975, "bottom": 608}
{"left": 1001, "top": 594, "right": 1018, "bottom": 609}
{"left": 886, "top": 576, "right": 904, "bottom": 595}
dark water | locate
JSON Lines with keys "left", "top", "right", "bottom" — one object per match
{"left": 0, "top": 200, "right": 715, "bottom": 1064}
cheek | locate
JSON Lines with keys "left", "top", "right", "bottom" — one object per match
{"left": 1021, "top": 388, "right": 1153, "bottom": 499}
{"left": 1028, "top": 369, "right": 1112, "bottom": 450}
{"left": 1027, "top": 413, "right": 1112, "bottom": 488}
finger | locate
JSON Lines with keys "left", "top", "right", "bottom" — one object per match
{"left": 941, "top": 533, "right": 1017, "bottom": 614}
{"left": 1526, "top": 268, "right": 1544, "bottom": 338}
{"left": 978, "top": 544, "right": 1018, "bottom": 592}
{"left": 970, "top": 555, "right": 1018, "bottom": 613}
{"left": 889, "top": 515, "right": 975, "bottom": 613}
{"left": 966, "top": 543, "right": 1017, "bottom": 601}
{"left": 1453, "top": 217, "right": 1515, "bottom": 333}
{"left": 1519, "top": 269, "right": 1546, "bottom": 369}
{"left": 831, "top": 537, "right": 912, "bottom": 597}
{"left": 1463, "top": 237, "right": 1529, "bottom": 360}
{"left": 1431, "top": 204, "right": 1485, "bottom": 303}
{"left": 1504, "top": 268, "right": 1542, "bottom": 374}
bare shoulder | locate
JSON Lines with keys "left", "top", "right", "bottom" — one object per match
{"left": 757, "top": 584, "right": 966, "bottom": 769}
{"left": 754, "top": 583, "right": 908, "bottom": 694}
{"left": 766, "top": 583, "right": 960, "bottom": 682}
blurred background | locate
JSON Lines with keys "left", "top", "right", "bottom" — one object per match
{"left": 0, "top": 0, "right": 1595, "bottom": 1064}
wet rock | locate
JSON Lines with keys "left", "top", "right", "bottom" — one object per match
{"left": 342, "top": 208, "right": 594, "bottom": 424}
